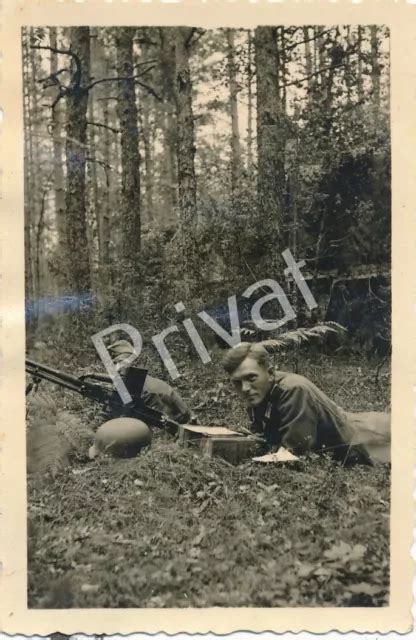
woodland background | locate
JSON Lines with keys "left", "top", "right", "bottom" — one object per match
{"left": 23, "top": 25, "right": 390, "bottom": 361}
{"left": 24, "top": 26, "right": 391, "bottom": 608}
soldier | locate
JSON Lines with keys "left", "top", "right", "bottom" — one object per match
{"left": 82, "top": 339, "right": 194, "bottom": 425}
{"left": 87, "top": 341, "right": 195, "bottom": 460}
{"left": 222, "top": 342, "right": 390, "bottom": 465}
{"left": 107, "top": 339, "right": 194, "bottom": 425}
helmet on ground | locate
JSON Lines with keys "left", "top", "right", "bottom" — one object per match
{"left": 88, "top": 418, "right": 152, "bottom": 459}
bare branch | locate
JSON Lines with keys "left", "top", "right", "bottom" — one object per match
{"left": 189, "top": 28, "right": 206, "bottom": 48}
{"left": 86, "top": 65, "right": 156, "bottom": 91}
{"left": 135, "top": 80, "right": 162, "bottom": 102}
{"left": 85, "top": 156, "right": 112, "bottom": 185}
{"left": 133, "top": 58, "right": 158, "bottom": 68}
{"left": 25, "top": 127, "right": 91, "bottom": 151}
{"left": 87, "top": 120, "right": 120, "bottom": 134}
{"left": 85, "top": 156, "right": 113, "bottom": 170}
{"left": 31, "top": 44, "right": 72, "bottom": 57}
{"left": 185, "top": 27, "right": 198, "bottom": 48}
{"left": 285, "top": 28, "right": 334, "bottom": 53}
{"left": 35, "top": 170, "right": 54, "bottom": 249}
{"left": 96, "top": 96, "right": 119, "bottom": 102}
{"left": 37, "top": 68, "right": 69, "bottom": 87}
{"left": 282, "top": 57, "right": 356, "bottom": 89}
{"left": 30, "top": 45, "right": 82, "bottom": 87}
{"left": 133, "top": 37, "right": 158, "bottom": 46}
{"left": 87, "top": 75, "right": 129, "bottom": 90}
{"left": 50, "top": 89, "right": 67, "bottom": 110}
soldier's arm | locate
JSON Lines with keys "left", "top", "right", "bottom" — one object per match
{"left": 166, "top": 388, "right": 193, "bottom": 424}
{"left": 277, "top": 384, "right": 319, "bottom": 455}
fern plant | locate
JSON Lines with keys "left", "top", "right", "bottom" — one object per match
{"left": 258, "top": 321, "right": 347, "bottom": 353}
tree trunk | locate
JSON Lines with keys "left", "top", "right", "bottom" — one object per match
{"left": 370, "top": 26, "right": 381, "bottom": 117}
{"left": 246, "top": 30, "right": 254, "bottom": 176}
{"left": 23, "top": 34, "right": 35, "bottom": 322}
{"left": 321, "top": 30, "right": 340, "bottom": 137}
{"left": 111, "top": 126, "right": 122, "bottom": 257}
{"left": 279, "top": 27, "right": 287, "bottom": 114}
{"left": 137, "top": 40, "right": 155, "bottom": 225}
{"left": 317, "top": 27, "right": 327, "bottom": 86}
{"left": 313, "top": 27, "right": 319, "bottom": 76}
{"left": 255, "top": 26, "right": 284, "bottom": 265}
{"left": 160, "top": 28, "right": 178, "bottom": 225}
{"left": 357, "top": 26, "right": 364, "bottom": 101}
{"left": 100, "top": 72, "right": 112, "bottom": 271}
{"left": 345, "top": 26, "right": 352, "bottom": 107}
{"left": 226, "top": 29, "right": 243, "bottom": 203}
{"left": 303, "top": 27, "right": 314, "bottom": 104}
{"left": 174, "top": 27, "right": 198, "bottom": 294}
{"left": 29, "top": 42, "right": 42, "bottom": 306}
{"left": 141, "top": 96, "right": 154, "bottom": 224}
{"left": 115, "top": 27, "right": 141, "bottom": 286}
{"left": 65, "top": 26, "right": 91, "bottom": 295}
{"left": 49, "top": 27, "right": 66, "bottom": 275}
{"left": 87, "top": 96, "right": 100, "bottom": 282}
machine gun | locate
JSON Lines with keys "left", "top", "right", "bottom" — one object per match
{"left": 25, "top": 358, "right": 180, "bottom": 434}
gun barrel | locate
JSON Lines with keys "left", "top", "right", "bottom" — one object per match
{"left": 26, "top": 358, "right": 83, "bottom": 386}
{"left": 25, "top": 357, "right": 121, "bottom": 406}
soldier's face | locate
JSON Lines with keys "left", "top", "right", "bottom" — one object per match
{"left": 230, "top": 357, "right": 274, "bottom": 407}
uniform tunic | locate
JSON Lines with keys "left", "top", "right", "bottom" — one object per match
{"left": 248, "top": 371, "right": 390, "bottom": 464}
{"left": 88, "top": 370, "right": 192, "bottom": 424}
{"left": 141, "top": 375, "right": 191, "bottom": 424}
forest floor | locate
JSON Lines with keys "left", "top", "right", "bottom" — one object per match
{"left": 27, "top": 350, "right": 391, "bottom": 609}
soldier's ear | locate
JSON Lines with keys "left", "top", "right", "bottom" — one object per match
{"left": 268, "top": 366, "right": 274, "bottom": 379}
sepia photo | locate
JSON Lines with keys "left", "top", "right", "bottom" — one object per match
{"left": 23, "top": 21, "right": 392, "bottom": 609}
{"left": 1, "top": 0, "right": 414, "bottom": 635}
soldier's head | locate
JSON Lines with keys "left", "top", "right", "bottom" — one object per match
{"left": 222, "top": 343, "right": 274, "bottom": 407}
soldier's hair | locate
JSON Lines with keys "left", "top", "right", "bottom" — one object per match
{"left": 221, "top": 342, "right": 270, "bottom": 374}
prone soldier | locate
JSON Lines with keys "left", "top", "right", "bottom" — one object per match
{"left": 222, "top": 342, "right": 390, "bottom": 465}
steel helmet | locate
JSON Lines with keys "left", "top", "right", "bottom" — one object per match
{"left": 88, "top": 418, "right": 152, "bottom": 459}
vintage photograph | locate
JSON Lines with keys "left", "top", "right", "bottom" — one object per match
{"left": 23, "top": 24, "right": 392, "bottom": 609}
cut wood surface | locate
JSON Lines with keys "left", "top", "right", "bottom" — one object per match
{"left": 181, "top": 425, "right": 244, "bottom": 437}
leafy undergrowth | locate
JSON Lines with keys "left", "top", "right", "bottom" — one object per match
{"left": 27, "top": 353, "right": 390, "bottom": 608}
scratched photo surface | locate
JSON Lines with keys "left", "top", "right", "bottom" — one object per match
{"left": 24, "top": 25, "right": 391, "bottom": 609}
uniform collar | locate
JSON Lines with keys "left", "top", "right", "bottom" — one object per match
{"left": 249, "top": 381, "right": 279, "bottom": 423}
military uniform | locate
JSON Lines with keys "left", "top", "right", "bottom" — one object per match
{"left": 140, "top": 375, "right": 192, "bottom": 424}
{"left": 106, "top": 339, "right": 192, "bottom": 424}
{"left": 248, "top": 371, "right": 390, "bottom": 464}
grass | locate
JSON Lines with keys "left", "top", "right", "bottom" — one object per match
{"left": 27, "top": 351, "right": 390, "bottom": 608}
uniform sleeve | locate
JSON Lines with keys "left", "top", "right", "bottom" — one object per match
{"left": 278, "top": 384, "right": 318, "bottom": 455}
{"left": 164, "top": 388, "right": 192, "bottom": 424}
{"left": 142, "top": 378, "right": 192, "bottom": 424}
